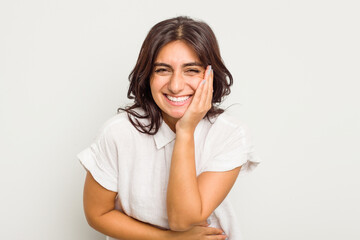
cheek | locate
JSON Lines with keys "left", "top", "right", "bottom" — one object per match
{"left": 187, "top": 77, "right": 203, "bottom": 90}
{"left": 150, "top": 76, "right": 171, "bottom": 97}
{"left": 150, "top": 77, "right": 163, "bottom": 92}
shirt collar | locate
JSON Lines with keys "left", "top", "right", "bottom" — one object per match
{"left": 153, "top": 119, "right": 207, "bottom": 149}
{"left": 153, "top": 120, "right": 176, "bottom": 149}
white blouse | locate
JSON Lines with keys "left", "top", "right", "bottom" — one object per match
{"left": 77, "top": 109, "right": 261, "bottom": 240}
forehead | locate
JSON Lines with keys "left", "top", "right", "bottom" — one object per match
{"left": 155, "top": 40, "right": 201, "bottom": 64}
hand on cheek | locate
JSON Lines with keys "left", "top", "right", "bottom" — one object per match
{"left": 175, "top": 65, "right": 213, "bottom": 133}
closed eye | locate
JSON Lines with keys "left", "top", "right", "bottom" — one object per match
{"left": 184, "top": 68, "right": 202, "bottom": 76}
{"left": 154, "top": 68, "right": 169, "bottom": 73}
{"left": 186, "top": 69, "right": 200, "bottom": 73}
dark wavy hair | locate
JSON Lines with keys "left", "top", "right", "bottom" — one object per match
{"left": 118, "top": 16, "right": 233, "bottom": 135}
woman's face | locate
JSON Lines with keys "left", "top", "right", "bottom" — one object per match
{"left": 150, "top": 40, "right": 206, "bottom": 127}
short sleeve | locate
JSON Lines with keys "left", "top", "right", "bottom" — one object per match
{"left": 77, "top": 124, "right": 119, "bottom": 192}
{"left": 201, "top": 118, "right": 261, "bottom": 175}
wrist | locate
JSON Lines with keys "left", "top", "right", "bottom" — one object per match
{"left": 163, "top": 230, "right": 179, "bottom": 240}
{"left": 175, "top": 128, "right": 194, "bottom": 138}
{"left": 175, "top": 120, "right": 197, "bottom": 134}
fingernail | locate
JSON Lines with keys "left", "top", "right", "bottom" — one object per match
{"left": 208, "top": 65, "right": 212, "bottom": 74}
{"left": 207, "top": 219, "right": 211, "bottom": 225}
{"left": 201, "top": 79, "right": 206, "bottom": 84}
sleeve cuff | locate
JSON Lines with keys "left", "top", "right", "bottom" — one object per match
{"left": 77, "top": 147, "right": 118, "bottom": 192}
{"left": 201, "top": 147, "right": 261, "bottom": 174}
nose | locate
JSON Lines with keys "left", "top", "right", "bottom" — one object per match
{"left": 167, "top": 70, "right": 185, "bottom": 94}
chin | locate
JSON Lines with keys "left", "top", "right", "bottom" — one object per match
{"left": 169, "top": 110, "right": 185, "bottom": 119}
{"left": 163, "top": 109, "right": 186, "bottom": 121}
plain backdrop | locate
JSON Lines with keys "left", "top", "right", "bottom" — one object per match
{"left": 1, "top": 0, "right": 359, "bottom": 239}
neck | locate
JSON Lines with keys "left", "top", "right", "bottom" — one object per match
{"left": 162, "top": 115, "right": 177, "bottom": 133}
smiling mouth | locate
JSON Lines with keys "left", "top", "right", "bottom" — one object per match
{"left": 164, "top": 94, "right": 192, "bottom": 103}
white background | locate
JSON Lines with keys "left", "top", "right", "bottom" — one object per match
{"left": 1, "top": 0, "right": 359, "bottom": 239}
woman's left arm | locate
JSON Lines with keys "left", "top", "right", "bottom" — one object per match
{"left": 167, "top": 130, "right": 241, "bottom": 231}
{"left": 166, "top": 66, "right": 241, "bottom": 231}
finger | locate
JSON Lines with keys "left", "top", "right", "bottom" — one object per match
{"left": 206, "top": 235, "right": 228, "bottom": 240}
{"left": 200, "top": 65, "right": 211, "bottom": 105}
{"left": 204, "top": 226, "right": 225, "bottom": 235}
{"left": 191, "top": 76, "right": 206, "bottom": 106}
{"left": 192, "top": 66, "right": 209, "bottom": 104}
{"left": 201, "top": 66, "right": 213, "bottom": 108}
{"left": 205, "top": 68, "right": 214, "bottom": 107}
{"left": 194, "top": 65, "right": 209, "bottom": 107}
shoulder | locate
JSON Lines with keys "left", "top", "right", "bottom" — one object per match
{"left": 200, "top": 112, "right": 261, "bottom": 173}
{"left": 96, "top": 108, "right": 149, "bottom": 142}
{"left": 97, "top": 111, "right": 131, "bottom": 135}
{"left": 206, "top": 112, "right": 250, "bottom": 139}
{"left": 199, "top": 111, "right": 255, "bottom": 155}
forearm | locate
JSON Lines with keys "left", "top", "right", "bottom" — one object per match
{"left": 167, "top": 130, "right": 204, "bottom": 230}
{"left": 88, "top": 209, "right": 172, "bottom": 240}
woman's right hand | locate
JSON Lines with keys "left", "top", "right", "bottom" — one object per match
{"left": 168, "top": 225, "right": 228, "bottom": 240}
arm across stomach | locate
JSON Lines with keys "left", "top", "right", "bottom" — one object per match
{"left": 83, "top": 171, "right": 227, "bottom": 240}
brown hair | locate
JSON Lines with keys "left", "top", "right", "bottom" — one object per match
{"left": 118, "top": 16, "right": 233, "bottom": 135}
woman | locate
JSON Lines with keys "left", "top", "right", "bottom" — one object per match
{"left": 77, "top": 16, "right": 260, "bottom": 239}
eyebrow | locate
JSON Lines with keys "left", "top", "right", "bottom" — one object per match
{"left": 153, "top": 62, "right": 203, "bottom": 70}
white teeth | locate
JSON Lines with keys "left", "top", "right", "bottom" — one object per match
{"left": 166, "top": 95, "right": 190, "bottom": 102}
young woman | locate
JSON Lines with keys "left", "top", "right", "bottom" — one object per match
{"left": 77, "top": 16, "right": 260, "bottom": 240}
